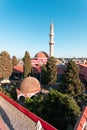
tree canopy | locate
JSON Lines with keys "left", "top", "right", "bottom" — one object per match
{"left": 59, "top": 60, "right": 85, "bottom": 96}
{"left": 12, "top": 56, "right": 18, "bottom": 68}
{"left": 25, "top": 90, "right": 81, "bottom": 130}
{"left": 0, "top": 51, "right": 12, "bottom": 79}
{"left": 23, "top": 51, "right": 32, "bottom": 78}
{"left": 41, "top": 65, "right": 49, "bottom": 85}
{"left": 75, "top": 94, "right": 87, "bottom": 110}
{"left": 41, "top": 56, "right": 57, "bottom": 85}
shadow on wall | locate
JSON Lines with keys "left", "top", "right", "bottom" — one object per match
{"left": 0, "top": 107, "right": 14, "bottom": 130}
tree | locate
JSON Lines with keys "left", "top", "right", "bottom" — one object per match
{"left": 41, "top": 90, "right": 81, "bottom": 130}
{"left": 0, "top": 51, "right": 12, "bottom": 79}
{"left": 41, "top": 65, "right": 49, "bottom": 86}
{"left": 25, "top": 94, "right": 44, "bottom": 115}
{"left": 75, "top": 94, "right": 87, "bottom": 110}
{"left": 0, "top": 85, "right": 11, "bottom": 97}
{"left": 0, "top": 64, "right": 2, "bottom": 78}
{"left": 41, "top": 56, "right": 57, "bottom": 84}
{"left": 25, "top": 90, "right": 81, "bottom": 130}
{"left": 59, "top": 60, "right": 85, "bottom": 97}
{"left": 47, "top": 57, "right": 57, "bottom": 83}
{"left": 23, "top": 51, "right": 32, "bottom": 78}
{"left": 0, "top": 83, "right": 17, "bottom": 100}
{"left": 12, "top": 56, "right": 18, "bottom": 68}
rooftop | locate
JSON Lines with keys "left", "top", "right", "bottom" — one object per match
{"left": 35, "top": 51, "right": 48, "bottom": 59}
{"left": 78, "top": 63, "right": 87, "bottom": 68}
{"left": 74, "top": 106, "right": 87, "bottom": 130}
{"left": 0, "top": 92, "right": 57, "bottom": 130}
{"left": 19, "top": 77, "right": 41, "bottom": 93}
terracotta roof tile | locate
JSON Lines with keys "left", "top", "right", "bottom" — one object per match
{"left": 35, "top": 51, "right": 48, "bottom": 58}
{"left": 19, "top": 77, "right": 41, "bottom": 93}
{"left": 13, "top": 65, "right": 23, "bottom": 73}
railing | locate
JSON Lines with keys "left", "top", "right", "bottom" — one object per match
{"left": 0, "top": 92, "right": 57, "bottom": 130}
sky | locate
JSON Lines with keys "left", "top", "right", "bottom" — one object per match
{"left": 0, "top": 0, "right": 87, "bottom": 58}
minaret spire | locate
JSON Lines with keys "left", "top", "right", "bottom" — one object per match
{"left": 49, "top": 22, "right": 55, "bottom": 57}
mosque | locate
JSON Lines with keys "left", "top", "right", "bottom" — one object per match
{"left": 32, "top": 22, "right": 55, "bottom": 66}
{"left": 15, "top": 22, "right": 55, "bottom": 99}
{"left": 1, "top": 23, "right": 87, "bottom": 130}
{"left": 0, "top": 22, "right": 57, "bottom": 130}
{"left": 13, "top": 23, "right": 56, "bottom": 75}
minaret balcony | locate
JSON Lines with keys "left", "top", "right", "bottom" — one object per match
{"left": 49, "top": 33, "right": 54, "bottom": 36}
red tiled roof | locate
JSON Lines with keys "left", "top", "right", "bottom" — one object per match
{"left": 32, "top": 59, "right": 39, "bottom": 64}
{"left": 13, "top": 65, "right": 23, "bottom": 73}
{"left": 35, "top": 51, "right": 48, "bottom": 58}
{"left": 19, "top": 77, "right": 41, "bottom": 93}
{"left": 13, "top": 65, "right": 42, "bottom": 74}
{"left": 74, "top": 106, "right": 87, "bottom": 130}
{"left": 33, "top": 65, "right": 42, "bottom": 73}
{"left": 78, "top": 64, "right": 87, "bottom": 68}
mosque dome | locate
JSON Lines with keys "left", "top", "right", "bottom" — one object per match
{"left": 35, "top": 51, "right": 48, "bottom": 59}
{"left": 19, "top": 77, "right": 41, "bottom": 94}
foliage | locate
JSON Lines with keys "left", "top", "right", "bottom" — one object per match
{"left": 0, "top": 83, "right": 17, "bottom": 100}
{"left": 0, "top": 51, "right": 12, "bottom": 79}
{"left": 12, "top": 56, "right": 18, "bottom": 68}
{"left": 59, "top": 60, "right": 85, "bottom": 97}
{"left": 41, "top": 66, "right": 49, "bottom": 86}
{"left": 41, "top": 90, "right": 80, "bottom": 130}
{"left": 23, "top": 51, "right": 32, "bottom": 78}
{"left": 41, "top": 56, "right": 57, "bottom": 85}
{"left": 74, "top": 94, "right": 87, "bottom": 110}
{"left": 25, "top": 94, "right": 44, "bottom": 115}
{"left": 0, "top": 85, "right": 12, "bottom": 97}
{"left": 24, "top": 90, "right": 80, "bottom": 130}
{"left": 8, "top": 83, "right": 17, "bottom": 100}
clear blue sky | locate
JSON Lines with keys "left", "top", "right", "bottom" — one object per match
{"left": 0, "top": 0, "right": 87, "bottom": 58}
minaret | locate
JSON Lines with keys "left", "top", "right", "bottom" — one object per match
{"left": 49, "top": 22, "right": 55, "bottom": 57}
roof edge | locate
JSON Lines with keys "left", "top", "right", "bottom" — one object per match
{"left": 74, "top": 106, "right": 87, "bottom": 130}
{"left": 0, "top": 92, "right": 57, "bottom": 130}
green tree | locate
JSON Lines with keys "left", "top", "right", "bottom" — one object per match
{"left": 25, "top": 90, "right": 81, "bottom": 130}
{"left": 0, "top": 85, "right": 11, "bottom": 97}
{"left": 12, "top": 56, "right": 18, "bottom": 68}
{"left": 59, "top": 60, "right": 84, "bottom": 96}
{"left": 75, "top": 94, "right": 87, "bottom": 110}
{"left": 41, "top": 65, "right": 49, "bottom": 86}
{"left": 0, "top": 83, "right": 17, "bottom": 100}
{"left": 41, "top": 90, "right": 81, "bottom": 130}
{"left": 47, "top": 57, "right": 57, "bottom": 83}
{"left": 41, "top": 56, "right": 57, "bottom": 84}
{"left": 23, "top": 51, "right": 32, "bottom": 78}
{"left": 25, "top": 94, "right": 44, "bottom": 115}
{"left": 0, "top": 51, "right": 12, "bottom": 79}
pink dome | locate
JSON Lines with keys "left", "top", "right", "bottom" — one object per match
{"left": 35, "top": 51, "right": 48, "bottom": 58}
